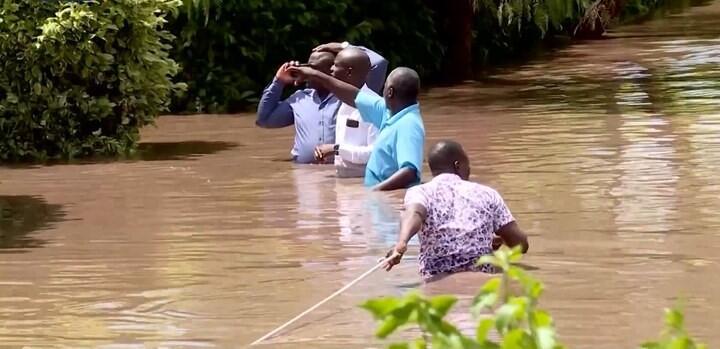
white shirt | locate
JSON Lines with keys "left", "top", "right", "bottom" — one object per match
{"left": 334, "top": 86, "right": 379, "bottom": 178}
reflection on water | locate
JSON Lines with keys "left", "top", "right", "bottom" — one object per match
{"left": 135, "top": 141, "right": 239, "bottom": 161}
{"left": 0, "top": 195, "right": 66, "bottom": 251}
{"left": 1, "top": 2, "right": 720, "bottom": 348}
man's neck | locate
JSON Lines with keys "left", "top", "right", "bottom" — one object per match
{"left": 350, "top": 79, "right": 364, "bottom": 89}
{"left": 431, "top": 170, "right": 456, "bottom": 177}
{"left": 390, "top": 100, "right": 417, "bottom": 116}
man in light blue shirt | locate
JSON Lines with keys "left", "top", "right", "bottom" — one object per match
{"left": 288, "top": 66, "right": 425, "bottom": 191}
{"left": 255, "top": 42, "right": 388, "bottom": 163}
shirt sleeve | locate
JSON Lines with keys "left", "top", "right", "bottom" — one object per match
{"left": 256, "top": 78, "right": 296, "bottom": 128}
{"left": 404, "top": 185, "right": 429, "bottom": 210}
{"left": 354, "top": 91, "right": 386, "bottom": 129}
{"left": 394, "top": 124, "right": 425, "bottom": 181}
{"left": 337, "top": 120, "right": 378, "bottom": 164}
{"left": 490, "top": 189, "right": 515, "bottom": 232}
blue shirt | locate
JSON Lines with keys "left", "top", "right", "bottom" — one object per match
{"left": 256, "top": 46, "right": 389, "bottom": 163}
{"left": 354, "top": 91, "right": 425, "bottom": 187}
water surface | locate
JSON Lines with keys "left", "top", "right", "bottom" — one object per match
{"left": 1, "top": 2, "right": 720, "bottom": 348}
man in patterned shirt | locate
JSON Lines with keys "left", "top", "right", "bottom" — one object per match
{"left": 383, "top": 140, "right": 529, "bottom": 282}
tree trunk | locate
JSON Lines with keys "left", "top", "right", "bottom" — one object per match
{"left": 575, "top": 0, "right": 624, "bottom": 39}
{"left": 425, "top": 0, "right": 474, "bottom": 81}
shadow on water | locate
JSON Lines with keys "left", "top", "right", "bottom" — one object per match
{"left": 0, "top": 195, "right": 66, "bottom": 252}
{"left": 133, "top": 141, "right": 239, "bottom": 161}
{"left": 0, "top": 141, "right": 240, "bottom": 168}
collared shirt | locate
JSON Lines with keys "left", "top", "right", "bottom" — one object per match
{"left": 256, "top": 46, "right": 388, "bottom": 163}
{"left": 256, "top": 82, "right": 339, "bottom": 163}
{"left": 334, "top": 85, "right": 380, "bottom": 178}
{"left": 354, "top": 91, "right": 425, "bottom": 187}
{"left": 404, "top": 173, "right": 515, "bottom": 280}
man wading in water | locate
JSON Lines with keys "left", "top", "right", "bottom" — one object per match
{"left": 287, "top": 65, "right": 425, "bottom": 191}
{"left": 383, "top": 140, "right": 529, "bottom": 282}
{"left": 313, "top": 48, "right": 380, "bottom": 178}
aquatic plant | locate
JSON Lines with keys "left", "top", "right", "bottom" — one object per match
{"left": 362, "top": 246, "right": 706, "bottom": 349}
{"left": 0, "top": 0, "right": 184, "bottom": 161}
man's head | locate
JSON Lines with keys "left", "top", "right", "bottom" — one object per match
{"left": 306, "top": 51, "right": 335, "bottom": 90}
{"left": 427, "top": 140, "right": 470, "bottom": 180}
{"left": 383, "top": 67, "right": 420, "bottom": 114}
{"left": 330, "top": 48, "right": 371, "bottom": 87}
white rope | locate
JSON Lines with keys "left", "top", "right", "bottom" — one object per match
{"left": 249, "top": 255, "right": 395, "bottom": 346}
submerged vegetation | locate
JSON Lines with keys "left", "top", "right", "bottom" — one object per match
{"left": 362, "top": 246, "right": 706, "bottom": 349}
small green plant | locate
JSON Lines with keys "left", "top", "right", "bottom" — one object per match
{"left": 362, "top": 246, "right": 565, "bottom": 349}
{"left": 640, "top": 305, "right": 707, "bottom": 349}
{"left": 362, "top": 246, "right": 705, "bottom": 349}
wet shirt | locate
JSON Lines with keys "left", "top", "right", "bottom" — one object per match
{"left": 354, "top": 92, "right": 425, "bottom": 187}
{"left": 256, "top": 46, "right": 388, "bottom": 163}
{"left": 403, "top": 173, "right": 515, "bottom": 280}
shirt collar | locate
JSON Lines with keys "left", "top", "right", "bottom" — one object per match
{"left": 433, "top": 173, "right": 461, "bottom": 182}
{"left": 308, "top": 88, "right": 336, "bottom": 105}
{"left": 384, "top": 103, "right": 420, "bottom": 126}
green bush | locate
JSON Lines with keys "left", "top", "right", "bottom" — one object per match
{"left": 169, "top": 0, "right": 442, "bottom": 113}
{"left": 0, "top": 0, "right": 184, "bottom": 161}
{"left": 363, "top": 246, "right": 706, "bottom": 349}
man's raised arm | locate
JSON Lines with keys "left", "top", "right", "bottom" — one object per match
{"left": 287, "top": 66, "right": 360, "bottom": 107}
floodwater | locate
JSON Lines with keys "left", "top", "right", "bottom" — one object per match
{"left": 1, "top": 2, "right": 720, "bottom": 348}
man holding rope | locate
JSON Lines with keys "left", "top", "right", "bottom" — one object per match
{"left": 383, "top": 140, "right": 529, "bottom": 282}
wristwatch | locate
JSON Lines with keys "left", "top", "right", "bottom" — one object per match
{"left": 333, "top": 144, "right": 340, "bottom": 155}
{"left": 341, "top": 41, "right": 350, "bottom": 49}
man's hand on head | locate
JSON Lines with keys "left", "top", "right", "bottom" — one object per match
{"left": 312, "top": 42, "right": 345, "bottom": 54}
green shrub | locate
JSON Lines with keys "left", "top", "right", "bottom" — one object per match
{"left": 0, "top": 0, "right": 184, "bottom": 161}
{"left": 363, "top": 246, "right": 706, "bottom": 349}
{"left": 169, "top": 0, "right": 442, "bottom": 113}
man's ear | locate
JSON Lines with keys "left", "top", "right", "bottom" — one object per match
{"left": 387, "top": 86, "right": 395, "bottom": 98}
{"left": 453, "top": 160, "right": 460, "bottom": 171}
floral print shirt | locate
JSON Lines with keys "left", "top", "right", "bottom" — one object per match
{"left": 404, "top": 173, "right": 515, "bottom": 280}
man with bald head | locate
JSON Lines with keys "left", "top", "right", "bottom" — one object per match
{"left": 313, "top": 48, "right": 381, "bottom": 177}
{"left": 256, "top": 42, "right": 388, "bottom": 164}
{"left": 288, "top": 64, "right": 425, "bottom": 190}
{"left": 382, "top": 140, "right": 529, "bottom": 282}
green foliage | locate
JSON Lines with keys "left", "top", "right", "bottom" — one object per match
{"left": 362, "top": 246, "right": 706, "bottom": 349}
{"left": 361, "top": 246, "right": 565, "bottom": 349}
{"left": 640, "top": 306, "right": 707, "bottom": 349}
{"left": 170, "top": 0, "right": 442, "bottom": 113}
{"left": 0, "top": 0, "right": 184, "bottom": 161}
{"left": 169, "top": 0, "right": 687, "bottom": 113}
{"left": 620, "top": 0, "right": 705, "bottom": 21}
{"left": 471, "top": 0, "right": 590, "bottom": 66}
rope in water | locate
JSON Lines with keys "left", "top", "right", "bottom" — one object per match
{"left": 249, "top": 255, "right": 396, "bottom": 346}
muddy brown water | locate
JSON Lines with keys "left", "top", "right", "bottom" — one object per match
{"left": 2, "top": 2, "right": 720, "bottom": 348}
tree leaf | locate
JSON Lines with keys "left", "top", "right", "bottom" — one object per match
{"left": 429, "top": 295, "right": 458, "bottom": 318}
{"left": 476, "top": 317, "right": 495, "bottom": 343}
{"left": 360, "top": 297, "right": 402, "bottom": 319}
{"left": 535, "top": 326, "right": 557, "bottom": 349}
{"left": 532, "top": 310, "right": 553, "bottom": 327}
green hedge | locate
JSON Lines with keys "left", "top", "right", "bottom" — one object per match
{"left": 168, "top": 0, "right": 443, "bottom": 113}
{"left": 0, "top": 0, "right": 183, "bottom": 161}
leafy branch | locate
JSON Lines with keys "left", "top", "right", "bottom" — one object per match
{"left": 362, "top": 246, "right": 705, "bottom": 349}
